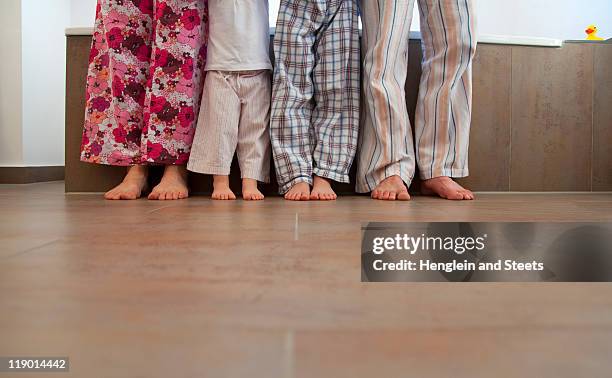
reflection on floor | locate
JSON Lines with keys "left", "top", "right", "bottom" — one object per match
{"left": 1, "top": 182, "right": 612, "bottom": 377}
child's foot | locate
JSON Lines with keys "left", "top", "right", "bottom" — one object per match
{"left": 242, "top": 178, "right": 264, "bottom": 201}
{"left": 148, "top": 165, "right": 189, "bottom": 201}
{"left": 421, "top": 176, "right": 474, "bottom": 200}
{"left": 310, "top": 176, "right": 337, "bottom": 201}
{"left": 284, "top": 182, "right": 310, "bottom": 201}
{"left": 371, "top": 175, "right": 410, "bottom": 201}
{"left": 211, "top": 175, "right": 236, "bottom": 200}
{"left": 104, "top": 165, "right": 148, "bottom": 200}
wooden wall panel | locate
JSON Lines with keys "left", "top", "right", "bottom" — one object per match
{"left": 593, "top": 44, "right": 612, "bottom": 191}
{"left": 510, "top": 44, "right": 593, "bottom": 191}
{"left": 458, "top": 44, "right": 512, "bottom": 191}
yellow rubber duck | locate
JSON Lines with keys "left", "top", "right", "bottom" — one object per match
{"left": 585, "top": 25, "right": 604, "bottom": 41}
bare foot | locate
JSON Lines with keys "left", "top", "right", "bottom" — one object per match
{"left": 148, "top": 165, "right": 189, "bottom": 201}
{"left": 371, "top": 175, "right": 410, "bottom": 201}
{"left": 211, "top": 175, "right": 236, "bottom": 200}
{"left": 421, "top": 176, "right": 474, "bottom": 200}
{"left": 310, "top": 176, "right": 337, "bottom": 201}
{"left": 104, "top": 165, "right": 148, "bottom": 200}
{"left": 284, "top": 182, "right": 310, "bottom": 201}
{"left": 242, "top": 178, "right": 264, "bottom": 201}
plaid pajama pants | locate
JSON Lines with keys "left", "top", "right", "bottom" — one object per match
{"left": 270, "top": 0, "right": 360, "bottom": 194}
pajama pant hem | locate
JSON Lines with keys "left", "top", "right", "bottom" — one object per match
{"left": 240, "top": 170, "right": 271, "bottom": 184}
{"left": 356, "top": 162, "right": 414, "bottom": 194}
{"left": 186, "top": 163, "right": 231, "bottom": 177}
{"left": 312, "top": 168, "right": 350, "bottom": 185}
{"left": 80, "top": 157, "right": 187, "bottom": 167}
{"left": 279, "top": 176, "right": 313, "bottom": 195}
{"left": 419, "top": 168, "right": 470, "bottom": 181}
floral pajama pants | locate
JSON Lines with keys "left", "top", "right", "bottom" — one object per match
{"left": 80, "top": 0, "right": 208, "bottom": 166}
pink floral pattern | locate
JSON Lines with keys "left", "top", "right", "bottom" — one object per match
{"left": 81, "top": 0, "right": 208, "bottom": 166}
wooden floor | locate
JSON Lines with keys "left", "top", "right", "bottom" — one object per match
{"left": 1, "top": 182, "right": 612, "bottom": 378}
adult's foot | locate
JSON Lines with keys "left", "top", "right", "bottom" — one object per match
{"left": 148, "top": 165, "right": 189, "bottom": 201}
{"left": 371, "top": 175, "right": 410, "bottom": 201}
{"left": 242, "top": 178, "right": 264, "bottom": 201}
{"left": 284, "top": 182, "right": 310, "bottom": 201}
{"left": 421, "top": 176, "right": 474, "bottom": 200}
{"left": 211, "top": 175, "right": 236, "bottom": 200}
{"left": 104, "top": 165, "right": 148, "bottom": 200}
{"left": 310, "top": 176, "right": 337, "bottom": 201}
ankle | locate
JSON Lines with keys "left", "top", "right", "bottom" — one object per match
{"left": 384, "top": 175, "right": 403, "bottom": 182}
{"left": 213, "top": 175, "right": 230, "bottom": 188}
{"left": 424, "top": 176, "right": 451, "bottom": 182}
{"left": 313, "top": 175, "right": 331, "bottom": 184}
{"left": 242, "top": 178, "right": 258, "bottom": 189}
{"left": 125, "top": 165, "right": 148, "bottom": 180}
{"left": 164, "top": 165, "right": 187, "bottom": 177}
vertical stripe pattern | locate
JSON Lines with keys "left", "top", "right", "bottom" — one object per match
{"left": 187, "top": 70, "right": 272, "bottom": 183}
{"left": 357, "top": 0, "right": 477, "bottom": 193}
{"left": 270, "top": 0, "right": 360, "bottom": 194}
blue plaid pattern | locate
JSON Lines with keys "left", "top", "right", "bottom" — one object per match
{"left": 270, "top": 0, "right": 360, "bottom": 194}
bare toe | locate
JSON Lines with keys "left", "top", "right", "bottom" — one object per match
{"left": 285, "top": 182, "right": 311, "bottom": 201}
{"left": 311, "top": 176, "right": 336, "bottom": 201}
{"left": 397, "top": 191, "right": 411, "bottom": 201}
{"left": 422, "top": 177, "right": 474, "bottom": 201}
{"left": 104, "top": 191, "right": 118, "bottom": 200}
{"left": 122, "top": 192, "right": 137, "bottom": 200}
{"left": 371, "top": 176, "right": 409, "bottom": 201}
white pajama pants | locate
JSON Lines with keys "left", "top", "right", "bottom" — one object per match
{"left": 188, "top": 70, "right": 272, "bottom": 183}
{"left": 357, "top": 0, "right": 477, "bottom": 193}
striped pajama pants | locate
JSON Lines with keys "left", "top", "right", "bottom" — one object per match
{"left": 188, "top": 70, "right": 272, "bottom": 183}
{"left": 270, "top": 0, "right": 361, "bottom": 194}
{"left": 356, "top": 0, "right": 477, "bottom": 193}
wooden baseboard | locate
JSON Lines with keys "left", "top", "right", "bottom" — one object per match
{"left": 0, "top": 166, "right": 65, "bottom": 184}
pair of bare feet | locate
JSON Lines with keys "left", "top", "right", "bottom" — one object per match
{"left": 371, "top": 175, "right": 474, "bottom": 201}
{"left": 284, "top": 176, "right": 337, "bottom": 201}
{"left": 104, "top": 165, "right": 189, "bottom": 201}
{"left": 211, "top": 176, "right": 264, "bottom": 201}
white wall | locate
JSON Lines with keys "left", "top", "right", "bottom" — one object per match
{"left": 476, "top": 0, "right": 611, "bottom": 40}
{"left": 0, "top": 0, "right": 70, "bottom": 167}
{"left": 0, "top": 0, "right": 23, "bottom": 166}
{"left": 71, "top": 0, "right": 96, "bottom": 27}
{"left": 21, "top": 0, "right": 70, "bottom": 166}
